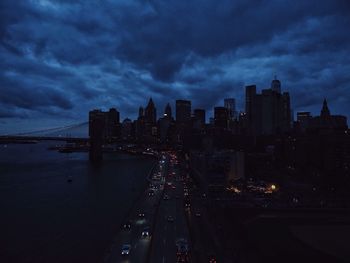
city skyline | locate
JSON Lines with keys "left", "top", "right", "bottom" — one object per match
{"left": 1, "top": 75, "right": 348, "bottom": 136}
{"left": 1, "top": 1, "right": 350, "bottom": 134}
{"left": 89, "top": 77, "right": 345, "bottom": 126}
{"left": 2, "top": 2, "right": 350, "bottom": 262}
{"left": 1, "top": 77, "right": 349, "bottom": 135}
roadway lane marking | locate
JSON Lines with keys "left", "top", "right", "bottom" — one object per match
{"left": 162, "top": 256, "right": 166, "bottom": 263}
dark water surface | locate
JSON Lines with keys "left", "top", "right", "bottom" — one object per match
{"left": 0, "top": 141, "right": 156, "bottom": 263}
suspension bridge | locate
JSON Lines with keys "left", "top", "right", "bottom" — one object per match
{"left": 0, "top": 122, "right": 89, "bottom": 143}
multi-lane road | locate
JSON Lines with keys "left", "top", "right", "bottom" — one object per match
{"left": 104, "top": 153, "right": 166, "bottom": 263}
{"left": 149, "top": 153, "right": 191, "bottom": 263}
{"left": 105, "top": 152, "right": 192, "bottom": 263}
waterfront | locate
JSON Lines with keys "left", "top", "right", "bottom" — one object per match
{"left": 0, "top": 141, "right": 156, "bottom": 263}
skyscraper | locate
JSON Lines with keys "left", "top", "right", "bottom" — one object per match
{"left": 245, "top": 85, "right": 260, "bottom": 134}
{"left": 107, "top": 108, "right": 120, "bottom": 138}
{"left": 214, "top": 107, "right": 228, "bottom": 128}
{"left": 321, "top": 99, "right": 330, "bottom": 118}
{"left": 193, "top": 109, "right": 206, "bottom": 125}
{"left": 107, "top": 108, "right": 120, "bottom": 124}
{"left": 245, "top": 78, "right": 291, "bottom": 135}
{"left": 176, "top": 100, "right": 191, "bottom": 124}
{"left": 271, "top": 76, "right": 281, "bottom": 93}
{"left": 224, "top": 98, "right": 236, "bottom": 120}
{"left": 281, "top": 91, "right": 291, "bottom": 132}
{"left": 145, "top": 98, "right": 157, "bottom": 124}
{"left": 164, "top": 103, "right": 172, "bottom": 119}
{"left": 138, "top": 106, "right": 144, "bottom": 119}
{"left": 308, "top": 99, "right": 348, "bottom": 132}
{"left": 245, "top": 85, "right": 257, "bottom": 123}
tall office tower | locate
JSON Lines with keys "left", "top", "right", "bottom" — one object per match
{"left": 164, "top": 103, "right": 172, "bottom": 119}
{"left": 209, "top": 117, "right": 215, "bottom": 125}
{"left": 159, "top": 103, "right": 173, "bottom": 142}
{"left": 245, "top": 85, "right": 260, "bottom": 134}
{"left": 108, "top": 108, "right": 120, "bottom": 124}
{"left": 281, "top": 92, "right": 291, "bottom": 131}
{"left": 193, "top": 109, "right": 206, "bottom": 130}
{"left": 245, "top": 78, "right": 292, "bottom": 135}
{"left": 107, "top": 108, "right": 120, "bottom": 138}
{"left": 214, "top": 107, "right": 228, "bottom": 128}
{"left": 271, "top": 76, "right": 281, "bottom": 93}
{"left": 224, "top": 98, "right": 236, "bottom": 120}
{"left": 145, "top": 98, "right": 157, "bottom": 124}
{"left": 176, "top": 100, "right": 191, "bottom": 123}
{"left": 321, "top": 99, "right": 331, "bottom": 118}
{"left": 135, "top": 106, "right": 145, "bottom": 142}
{"left": 193, "top": 109, "right": 206, "bottom": 125}
{"left": 138, "top": 106, "right": 144, "bottom": 119}
{"left": 121, "top": 118, "right": 133, "bottom": 140}
{"left": 260, "top": 88, "right": 291, "bottom": 134}
{"left": 309, "top": 99, "right": 348, "bottom": 131}
{"left": 245, "top": 85, "right": 257, "bottom": 122}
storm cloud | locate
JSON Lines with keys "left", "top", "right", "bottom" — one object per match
{"left": 0, "top": 0, "right": 350, "bottom": 133}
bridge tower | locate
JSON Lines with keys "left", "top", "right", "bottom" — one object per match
{"left": 89, "top": 113, "right": 105, "bottom": 162}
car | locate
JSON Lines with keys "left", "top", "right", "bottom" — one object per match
{"left": 138, "top": 212, "right": 145, "bottom": 218}
{"left": 208, "top": 255, "right": 217, "bottom": 263}
{"left": 148, "top": 190, "right": 155, "bottom": 196}
{"left": 176, "top": 238, "right": 188, "bottom": 247}
{"left": 121, "top": 244, "right": 131, "bottom": 255}
{"left": 122, "top": 221, "right": 131, "bottom": 230}
{"left": 167, "top": 215, "right": 174, "bottom": 222}
{"left": 163, "top": 194, "right": 170, "bottom": 200}
{"left": 142, "top": 226, "right": 150, "bottom": 237}
{"left": 176, "top": 238, "right": 189, "bottom": 262}
{"left": 184, "top": 199, "right": 190, "bottom": 209}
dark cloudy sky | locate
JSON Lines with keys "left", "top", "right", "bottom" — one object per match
{"left": 1, "top": 0, "right": 350, "bottom": 134}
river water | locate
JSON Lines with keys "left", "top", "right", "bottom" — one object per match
{"left": 0, "top": 141, "right": 156, "bottom": 263}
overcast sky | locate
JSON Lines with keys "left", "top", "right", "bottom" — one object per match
{"left": 1, "top": 0, "right": 350, "bottom": 134}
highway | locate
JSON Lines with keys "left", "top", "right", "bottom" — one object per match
{"left": 149, "top": 153, "right": 191, "bottom": 263}
{"left": 105, "top": 152, "right": 191, "bottom": 263}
